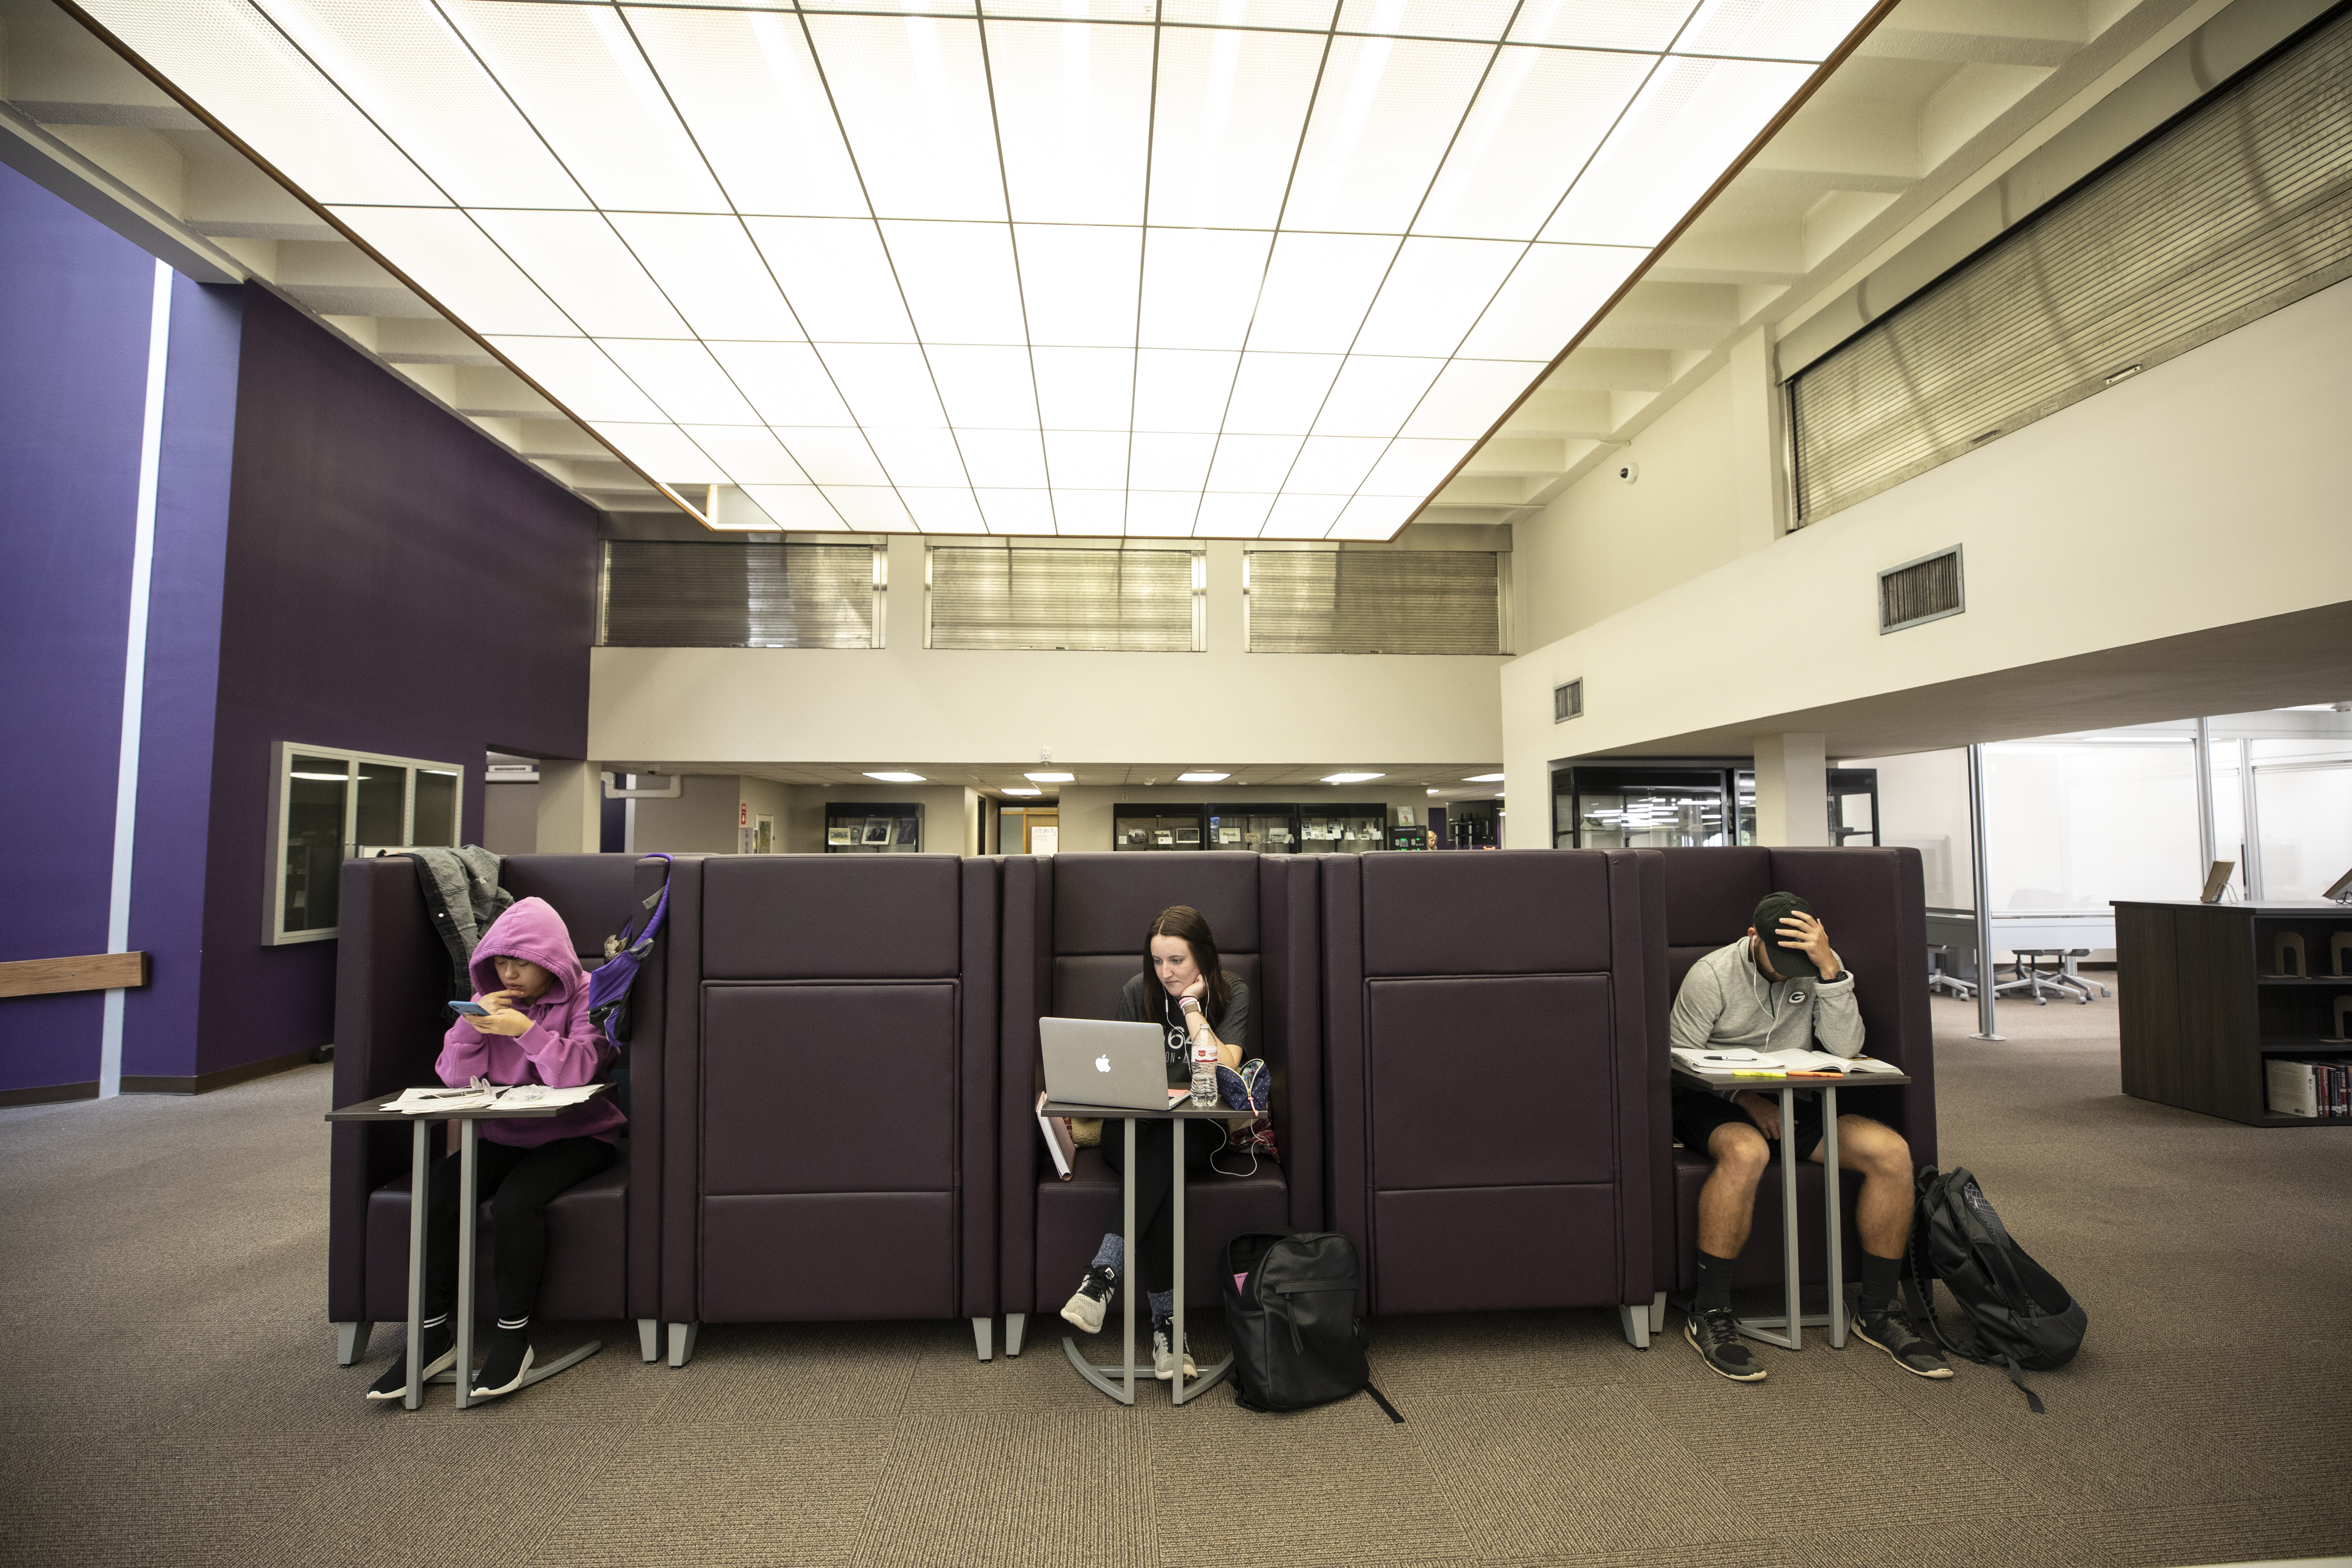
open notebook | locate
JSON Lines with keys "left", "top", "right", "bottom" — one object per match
{"left": 1671, "top": 1046, "right": 1902, "bottom": 1078}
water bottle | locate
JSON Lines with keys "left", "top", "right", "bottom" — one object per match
{"left": 1190, "top": 1041, "right": 1219, "bottom": 1106}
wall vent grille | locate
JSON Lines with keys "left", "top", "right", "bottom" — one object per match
{"left": 1879, "top": 548, "right": 1964, "bottom": 634}
{"left": 1790, "top": 8, "right": 2352, "bottom": 522}
{"left": 1554, "top": 679, "right": 1584, "bottom": 722}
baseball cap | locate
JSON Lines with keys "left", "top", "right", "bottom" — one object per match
{"left": 1750, "top": 892, "right": 1821, "bottom": 982}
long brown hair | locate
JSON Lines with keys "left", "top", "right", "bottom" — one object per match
{"left": 1142, "top": 905, "right": 1230, "bottom": 1030}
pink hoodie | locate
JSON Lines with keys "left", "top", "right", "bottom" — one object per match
{"left": 436, "top": 896, "right": 626, "bottom": 1148}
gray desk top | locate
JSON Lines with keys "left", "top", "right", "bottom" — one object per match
{"left": 1672, "top": 1065, "right": 1912, "bottom": 1090}
{"left": 326, "top": 1084, "right": 609, "bottom": 1122}
{"left": 1044, "top": 1098, "right": 1239, "bottom": 1120}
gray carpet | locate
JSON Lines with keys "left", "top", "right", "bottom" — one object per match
{"left": 3, "top": 987, "right": 2348, "bottom": 1568}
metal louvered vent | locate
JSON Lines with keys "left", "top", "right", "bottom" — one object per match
{"left": 926, "top": 546, "right": 1200, "bottom": 652}
{"left": 1247, "top": 551, "right": 1502, "bottom": 654}
{"left": 1879, "top": 548, "right": 1964, "bottom": 633}
{"left": 598, "top": 542, "right": 879, "bottom": 648}
{"left": 1554, "top": 679, "right": 1584, "bottom": 722}
{"left": 1790, "top": 8, "right": 2352, "bottom": 522}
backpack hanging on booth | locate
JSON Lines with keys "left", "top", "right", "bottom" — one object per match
{"left": 1904, "top": 1164, "right": 2088, "bottom": 1414}
{"left": 1221, "top": 1230, "right": 1398, "bottom": 1420}
{"left": 586, "top": 854, "right": 673, "bottom": 1046}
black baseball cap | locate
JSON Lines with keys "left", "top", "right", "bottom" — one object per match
{"left": 1751, "top": 892, "right": 1821, "bottom": 982}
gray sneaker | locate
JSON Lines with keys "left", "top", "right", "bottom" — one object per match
{"left": 1151, "top": 1315, "right": 1196, "bottom": 1382}
{"left": 1060, "top": 1265, "right": 1116, "bottom": 1334}
{"left": 1684, "top": 1306, "right": 1766, "bottom": 1382}
{"left": 1854, "top": 1308, "right": 1954, "bottom": 1378}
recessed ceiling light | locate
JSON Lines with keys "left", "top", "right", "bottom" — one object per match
{"left": 865, "top": 771, "right": 926, "bottom": 783}
{"left": 1426, "top": 788, "right": 1440, "bottom": 795}
{"left": 1176, "top": 771, "right": 1230, "bottom": 783}
{"left": 1026, "top": 771, "right": 1076, "bottom": 782}
{"left": 1464, "top": 773, "right": 1506, "bottom": 782}
{"left": 1322, "top": 772, "right": 1384, "bottom": 784}
{"left": 1002, "top": 786, "right": 1043, "bottom": 796}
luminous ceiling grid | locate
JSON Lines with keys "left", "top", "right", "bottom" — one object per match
{"left": 77, "top": 0, "right": 1878, "bottom": 540}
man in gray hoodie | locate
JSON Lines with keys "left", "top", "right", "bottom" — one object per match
{"left": 1668, "top": 892, "right": 1950, "bottom": 1386}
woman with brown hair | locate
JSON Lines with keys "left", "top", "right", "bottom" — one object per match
{"left": 1058, "top": 904, "right": 1250, "bottom": 1380}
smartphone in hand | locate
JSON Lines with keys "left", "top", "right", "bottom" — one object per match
{"left": 449, "top": 1000, "right": 490, "bottom": 1016}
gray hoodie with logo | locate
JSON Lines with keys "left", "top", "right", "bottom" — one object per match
{"left": 1668, "top": 936, "right": 1862, "bottom": 1096}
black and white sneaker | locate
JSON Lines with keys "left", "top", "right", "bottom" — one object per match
{"left": 366, "top": 1324, "right": 456, "bottom": 1400}
{"left": 1060, "top": 1265, "right": 1117, "bottom": 1335}
{"left": 1150, "top": 1315, "right": 1196, "bottom": 1382}
{"left": 1684, "top": 1306, "right": 1766, "bottom": 1382}
{"left": 469, "top": 1335, "right": 535, "bottom": 1400}
{"left": 1854, "top": 1308, "right": 1954, "bottom": 1378}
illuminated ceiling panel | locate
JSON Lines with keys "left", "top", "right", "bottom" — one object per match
{"left": 76, "top": 0, "right": 1878, "bottom": 538}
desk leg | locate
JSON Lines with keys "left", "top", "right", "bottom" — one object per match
{"left": 1170, "top": 1120, "right": 1235, "bottom": 1407}
{"left": 452, "top": 1118, "right": 478, "bottom": 1410}
{"left": 1062, "top": 1118, "right": 1140, "bottom": 1406}
{"left": 1780, "top": 1086, "right": 1801, "bottom": 1352}
{"left": 1822, "top": 1088, "right": 1846, "bottom": 1348}
{"left": 402, "top": 1118, "right": 430, "bottom": 1410}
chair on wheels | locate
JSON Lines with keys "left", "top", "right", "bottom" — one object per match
{"left": 1926, "top": 943, "right": 1976, "bottom": 999}
{"left": 1997, "top": 948, "right": 2104, "bottom": 1004}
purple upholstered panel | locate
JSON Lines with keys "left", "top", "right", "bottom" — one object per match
{"left": 1360, "top": 852, "right": 1610, "bottom": 978}
{"left": 1318, "top": 855, "right": 1370, "bottom": 1310}
{"left": 702, "top": 984, "right": 958, "bottom": 1195}
{"left": 1263, "top": 856, "right": 1323, "bottom": 1232}
{"left": 1051, "top": 952, "right": 1261, "bottom": 1046}
{"left": 1660, "top": 848, "right": 1774, "bottom": 948}
{"left": 701, "top": 1193, "right": 954, "bottom": 1322}
{"left": 1372, "top": 1186, "right": 1622, "bottom": 1313}
{"left": 365, "top": 1165, "right": 628, "bottom": 1323}
{"left": 700, "top": 855, "right": 962, "bottom": 980}
{"left": 1051, "top": 852, "right": 1260, "bottom": 955}
{"left": 1034, "top": 1150, "right": 1288, "bottom": 1307}
{"left": 1366, "top": 976, "right": 1616, "bottom": 1190}
{"left": 499, "top": 854, "right": 642, "bottom": 960}
{"left": 996, "top": 857, "right": 1052, "bottom": 1314}
{"left": 659, "top": 854, "right": 712, "bottom": 1324}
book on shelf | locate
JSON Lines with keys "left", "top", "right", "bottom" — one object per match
{"left": 2266, "top": 1056, "right": 2351, "bottom": 1119}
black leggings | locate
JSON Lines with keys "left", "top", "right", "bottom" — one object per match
{"left": 422, "top": 1135, "right": 616, "bottom": 1323}
{"left": 1099, "top": 1118, "right": 1224, "bottom": 1295}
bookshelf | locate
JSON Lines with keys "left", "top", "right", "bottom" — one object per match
{"left": 2114, "top": 900, "right": 2352, "bottom": 1126}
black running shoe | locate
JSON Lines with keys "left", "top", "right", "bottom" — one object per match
{"left": 470, "top": 1334, "right": 535, "bottom": 1399}
{"left": 1060, "top": 1264, "right": 1117, "bottom": 1334}
{"left": 366, "top": 1324, "right": 455, "bottom": 1400}
{"left": 1854, "top": 1308, "right": 1954, "bottom": 1378}
{"left": 1684, "top": 1306, "right": 1766, "bottom": 1382}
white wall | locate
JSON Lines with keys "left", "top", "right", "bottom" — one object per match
{"left": 591, "top": 534, "right": 1507, "bottom": 771}
{"left": 628, "top": 774, "right": 740, "bottom": 854}
{"left": 1500, "top": 281, "right": 2352, "bottom": 844}
{"left": 779, "top": 782, "right": 978, "bottom": 856}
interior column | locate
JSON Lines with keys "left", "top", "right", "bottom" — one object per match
{"left": 1750, "top": 732, "right": 1828, "bottom": 846}
{"left": 535, "top": 760, "right": 604, "bottom": 852}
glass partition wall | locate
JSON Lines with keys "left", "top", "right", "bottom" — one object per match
{"left": 268, "top": 742, "right": 465, "bottom": 944}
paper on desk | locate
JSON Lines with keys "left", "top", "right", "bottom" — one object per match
{"left": 1672, "top": 1047, "right": 1776, "bottom": 1072}
{"left": 491, "top": 1083, "right": 603, "bottom": 1108}
{"left": 380, "top": 1084, "right": 604, "bottom": 1112}
{"left": 1760, "top": 1049, "right": 1902, "bottom": 1075}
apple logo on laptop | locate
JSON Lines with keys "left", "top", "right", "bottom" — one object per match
{"left": 1094, "top": 1054, "right": 1111, "bottom": 1072}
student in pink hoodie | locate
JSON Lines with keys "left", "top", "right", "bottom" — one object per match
{"left": 366, "top": 896, "right": 624, "bottom": 1404}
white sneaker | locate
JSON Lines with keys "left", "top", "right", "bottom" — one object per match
{"left": 1152, "top": 1316, "right": 1196, "bottom": 1382}
{"left": 1060, "top": 1265, "right": 1116, "bottom": 1334}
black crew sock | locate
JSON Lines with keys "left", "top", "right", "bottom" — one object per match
{"left": 494, "top": 1314, "right": 530, "bottom": 1342}
{"left": 1696, "top": 1251, "right": 1738, "bottom": 1314}
{"left": 1858, "top": 1252, "right": 1902, "bottom": 1316}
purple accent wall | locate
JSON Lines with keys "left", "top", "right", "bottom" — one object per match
{"left": 0, "top": 166, "right": 156, "bottom": 1094}
{"left": 121, "top": 278, "right": 244, "bottom": 1080}
{"left": 194, "top": 288, "right": 598, "bottom": 1076}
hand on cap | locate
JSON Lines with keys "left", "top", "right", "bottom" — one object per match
{"left": 1777, "top": 912, "right": 1842, "bottom": 982}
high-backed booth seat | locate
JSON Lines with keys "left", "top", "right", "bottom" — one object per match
{"left": 660, "top": 854, "right": 998, "bottom": 1366}
{"left": 1650, "top": 846, "right": 1938, "bottom": 1298}
{"left": 1322, "top": 850, "right": 1662, "bottom": 1345}
{"left": 998, "top": 852, "right": 1321, "bottom": 1354}
{"left": 330, "top": 852, "right": 677, "bottom": 1366}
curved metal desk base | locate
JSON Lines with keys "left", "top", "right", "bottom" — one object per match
{"left": 429, "top": 1338, "right": 604, "bottom": 1396}
{"left": 1063, "top": 1336, "right": 1236, "bottom": 1406}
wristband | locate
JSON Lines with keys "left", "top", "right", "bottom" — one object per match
{"left": 1178, "top": 996, "right": 1199, "bottom": 1012}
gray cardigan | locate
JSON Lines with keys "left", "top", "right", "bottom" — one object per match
{"left": 1668, "top": 936, "right": 1862, "bottom": 1096}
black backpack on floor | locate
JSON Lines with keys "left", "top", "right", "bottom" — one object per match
{"left": 1904, "top": 1164, "right": 2088, "bottom": 1413}
{"left": 1222, "top": 1230, "right": 1396, "bottom": 1418}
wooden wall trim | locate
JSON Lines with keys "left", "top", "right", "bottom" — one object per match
{"left": 0, "top": 952, "right": 150, "bottom": 998}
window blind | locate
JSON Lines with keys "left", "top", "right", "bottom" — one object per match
{"left": 1790, "top": 9, "right": 2352, "bottom": 522}
{"left": 1246, "top": 550, "right": 1501, "bottom": 654}
{"left": 598, "top": 542, "right": 877, "bottom": 648}
{"left": 926, "top": 547, "right": 1198, "bottom": 652}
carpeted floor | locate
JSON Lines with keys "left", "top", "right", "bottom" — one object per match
{"left": 3, "top": 987, "right": 2348, "bottom": 1568}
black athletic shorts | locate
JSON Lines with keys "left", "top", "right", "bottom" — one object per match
{"left": 1671, "top": 1087, "right": 1826, "bottom": 1163}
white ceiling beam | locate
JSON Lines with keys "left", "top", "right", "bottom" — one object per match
{"left": 1860, "top": 0, "right": 2088, "bottom": 66}
{"left": 1540, "top": 349, "right": 1676, "bottom": 394}
{"left": 0, "top": 99, "right": 242, "bottom": 283}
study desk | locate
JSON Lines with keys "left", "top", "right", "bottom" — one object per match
{"left": 1041, "top": 1097, "right": 1239, "bottom": 1406}
{"left": 1671, "top": 1064, "right": 1914, "bottom": 1352}
{"left": 324, "top": 1089, "right": 612, "bottom": 1409}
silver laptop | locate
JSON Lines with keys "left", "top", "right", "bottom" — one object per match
{"left": 1040, "top": 1018, "right": 1179, "bottom": 1112}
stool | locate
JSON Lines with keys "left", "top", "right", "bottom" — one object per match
{"left": 1996, "top": 948, "right": 2106, "bottom": 1005}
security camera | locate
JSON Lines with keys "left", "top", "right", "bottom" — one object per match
{"left": 1616, "top": 462, "right": 1640, "bottom": 484}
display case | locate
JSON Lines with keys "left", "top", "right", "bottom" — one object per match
{"left": 1298, "top": 804, "right": 1387, "bottom": 854}
{"left": 1206, "top": 806, "right": 1298, "bottom": 853}
{"left": 1552, "top": 760, "right": 1847, "bottom": 850}
{"left": 1113, "top": 804, "right": 1206, "bottom": 851}
{"left": 1388, "top": 825, "right": 1431, "bottom": 850}
{"left": 824, "top": 802, "right": 923, "bottom": 853}
{"left": 1448, "top": 800, "right": 1500, "bottom": 850}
